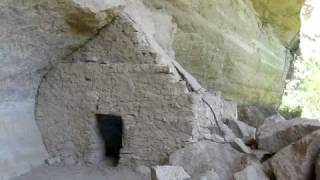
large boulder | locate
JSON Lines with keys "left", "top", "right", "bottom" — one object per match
{"left": 169, "top": 141, "right": 243, "bottom": 180}
{"left": 198, "top": 169, "right": 221, "bottom": 180}
{"left": 230, "top": 138, "right": 252, "bottom": 154}
{"left": 233, "top": 162, "right": 270, "bottom": 180}
{"left": 151, "top": 166, "right": 190, "bottom": 180}
{"left": 269, "top": 130, "right": 320, "bottom": 180}
{"left": 237, "top": 105, "right": 278, "bottom": 128}
{"left": 257, "top": 118, "right": 320, "bottom": 153}
{"left": 222, "top": 118, "right": 256, "bottom": 143}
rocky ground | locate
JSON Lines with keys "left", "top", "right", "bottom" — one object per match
{"left": 10, "top": 105, "right": 320, "bottom": 180}
{"left": 150, "top": 105, "right": 320, "bottom": 180}
{"left": 11, "top": 161, "right": 149, "bottom": 180}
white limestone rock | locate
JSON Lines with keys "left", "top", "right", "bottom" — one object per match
{"left": 136, "top": 165, "right": 151, "bottom": 176}
{"left": 223, "top": 118, "right": 256, "bottom": 143}
{"left": 151, "top": 166, "right": 190, "bottom": 180}
{"left": 230, "top": 138, "right": 251, "bottom": 154}
{"left": 222, "top": 100, "right": 238, "bottom": 121}
{"left": 233, "top": 162, "right": 270, "bottom": 180}
{"left": 199, "top": 169, "right": 221, "bottom": 180}
{"left": 169, "top": 141, "right": 244, "bottom": 180}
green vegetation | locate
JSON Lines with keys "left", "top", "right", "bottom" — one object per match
{"left": 279, "top": 106, "right": 302, "bottom": 119}
{"left": 281, "top": 57, "right": 320, "bottom": 119}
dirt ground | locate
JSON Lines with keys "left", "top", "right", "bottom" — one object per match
{"left": 11, "top": 161, "right": 150, "bottom": 180}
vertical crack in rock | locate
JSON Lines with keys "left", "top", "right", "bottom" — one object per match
{"left": 170, "top": 60, "right": 203, "bottom": 93}
{"left": 201, "top": 98, "right": 228, "bottom": 143}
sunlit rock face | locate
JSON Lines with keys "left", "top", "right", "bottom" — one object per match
{"left": 250, "top": 0, "right": 304, "bottom": 47}
{"left": 144, "top": 0, "right": 289, "bottom": 105}
{"left": 300, "top": 0, "right": 320, "bottom": 60}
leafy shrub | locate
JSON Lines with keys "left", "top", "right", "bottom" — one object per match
{"left": 279, "top": 106, "right": 303, "bottom": 119}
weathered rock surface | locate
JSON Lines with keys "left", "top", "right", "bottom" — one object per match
{"left": 151, "top": 166, "right": 190, "bottom": 180}
{"left": 169, "top": 141, "right": 243, "bottom": 180}
{"left": 223, "top": 118, "right": 256, "bottom": 143}
{"left": 263, "top": 113, "right": 287, "bottom": 124}
{"left": 257, "top": 118, "right": 320, "bottom": 153}
{"left": 222, "top": 100, "right": 238, "bottom": 121}
{"left": 269, "top": 130, "right": 320, "bottom": 180}
{"left": 238, "top": 105, "right": 279, "bottom": 128}
{"left": 251, "top": 150, "right": 273, "bottom": 162}
{"left": 192, "top": 92, "right": 233, "bottom": 143}
{"left": 233, "top": 162, "right": 270, "bottom": 180}
{"left": 230, "top": 138, "right": 252, "bottom": 154}
{"left": 36, "top": 62, "right": 196, "bottom": 166}
{"left": 198, "top": 169, "right": 221, "bottom": 180}
{"left": 316, "top": 154, "right": 320, "bottom": 180}
{"left": 144, "top": 0, "right": 290, "bottom": 105}
{"left": 135, "top": 165, "right": 151, "bottom": 176}
{"left": 0, "top": 1, "right": 124, "bottom": 179}
{"left": 34, "top": 6, "right": 234, "bottom": 166}
{"left": 250, "top": 0, "right": 304, "bottom": 46}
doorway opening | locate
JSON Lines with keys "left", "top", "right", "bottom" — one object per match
{"left": 96, "top": 114, "right": 123, "bottom": 166}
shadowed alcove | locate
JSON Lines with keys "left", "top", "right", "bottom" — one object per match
{"left": 96, "top": 114, "right": 123, "bottom": 166}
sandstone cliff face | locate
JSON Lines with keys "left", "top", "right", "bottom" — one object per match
{"left": 0, "top": 0, "right": 303, "bottom": 179}
{"left": 250, "top": 0, "right": 304, "bottom": 47}
{"left": 144, "top": 0, "right": 290, "bottom": 105}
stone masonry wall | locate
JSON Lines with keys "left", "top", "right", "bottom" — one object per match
{"left": 36, "top": 63, "right": 197, "bottom": 166}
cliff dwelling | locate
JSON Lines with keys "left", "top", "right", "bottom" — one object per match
{"left": 34, "top": 15, "right": 220, "bottom": 166}
{"left": 1, "top": 0, "right": 320, "bottom": 180}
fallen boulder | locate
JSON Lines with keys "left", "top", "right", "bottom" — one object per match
{"left": 223, "top": 118, "right": 256, "bottom": 143}
{"left": 233, "top": 162, "right": 270, "bottom": 180}
{"left": 169, "top": 141, "right": 243, "bottom": 180}
{"left": 198, "top": 169, "right": 221, "bottom": 180}
{"left": 230, "top": 138, "right": 251, "bottom": 154}
{"left": 238, "top": 105, "right": 278, "bottom": 128}
{"left": 257, "top": 118, "right": 320, "bottom": 153}
{"left": 135, "top": 165, "right": 150, "bottom": 176}
{"left": 151, "top": 166, "right": 190, "bottom": 180}
{"left": 269, "top": 130, "right": 320, "bottom": 180}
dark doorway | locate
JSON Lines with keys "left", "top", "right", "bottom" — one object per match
{"left": 96, "top": 114, "right": 123, "bottom": 166}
